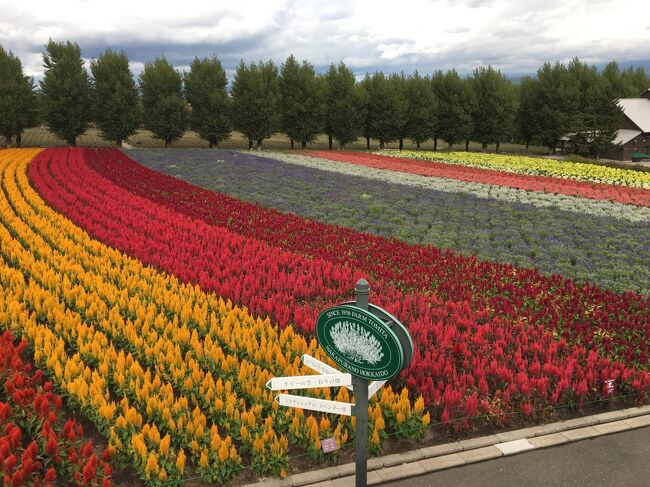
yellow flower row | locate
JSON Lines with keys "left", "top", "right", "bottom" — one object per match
{"left": 0, "top": 149, "right": 427, "bottom": 483}
{"left": 0, "top": 261, "right": 186, "bottom": 484}
{"left": 1, "top": 150, "right": 291, "bottom": 481}
{"left": 380, "top": 150, "right": 650, "bottom": 188}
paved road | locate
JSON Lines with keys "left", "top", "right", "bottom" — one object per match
{"left": 384, "top": 427, "right": 650, "bottom": 487}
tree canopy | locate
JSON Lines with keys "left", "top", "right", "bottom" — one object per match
{"left": 470, "top": 65, "right": 515, "bottom": 151}
{"left": 436, "top": 70, "right": 474, "bottom": 149}
{"left": 278, "top": 55, "right": 323, "bottom": 148}
{"left": 185, "top": 56, "right": 231, "bottom": 148}
{"left": 90, "top": 48, "right": 139, "bottom": 147}
{"left": 139, "top": 56, "right": 187, "bottom": 147}
{"left": 40, "top": 39, "right": 92, "bottom": 146}
{"left": 231, "top": 60, "right": 280, "bottom": 149}
{"left": 359, "top": 72, "right": 406, "bottom": 149}
{"left": 0, "top": 44, "right": 36, "bottom": 147}
{"left": 323, "top": 62, "right": 363, "bottom": 148}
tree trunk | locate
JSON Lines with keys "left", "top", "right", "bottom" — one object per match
{"left": 4, "top": 136, "right": 11, "bottom": 147}
{"left": 366, "top": 137, "right": 370, "bottom": 150}
{"left": 328, "top": 135, "right": 333, "bottom": 150}
{"left": 496, "top": 140, "right": 500, "bottom": 153}
{"left": 399, "top": 138, "right": 403, "bottom": 151}
{"left": 339, "top": 141, "right": 345, "bottom": 149}
{"left": 449, "top": 142, "right": 454, "bottom": 150}
{"left": 301, "top": 140, "right": 306, "bottom": 149}
{"left": 165, "top": 138, "right": 171, "bottom": 148}
{"left": 433, "top": 137, "right": 438, "bottom": 151}
{"left": 379, "top": 140, "right": 385, "bottom": 149}
{"left": 290, "top": 138, "right": 294, "bottom": 150}
{"left": 116, "top": 139, "right": 123, "bottom": 148}
{"left": 525, "top": 141, "right": 530, "bottom": 153}
{"left": 68, "top": 136, "right": 76, "bottom": 147}
{"left": 256, "top": 138, "right": 263, "bottom": 150}
{"left": 416, "top": 141, "right": 420, "bottom": 149}
{"left": 248, "top": 138, "right": 253, "bottom": 150}
{"left": 465, "top": 140, "right": 470, "bottom": 152}
{"left": 15, "top": 133, "right": 21, "bottom": 148}
{"left": 209, "top": 140, "right": 214, "bottom": 149}
{"left": 481, "top": 142, "right": 487, "bottom": 151}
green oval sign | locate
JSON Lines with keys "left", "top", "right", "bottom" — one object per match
{"left": 343, "top": 301, "right": 414, "bottom": 371}
{"left": 316, "top": 304, "right": 404, "bottom": 380}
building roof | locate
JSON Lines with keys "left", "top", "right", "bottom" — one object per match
{"left": 613, "top": 129, "right": 642, "bottom": 145}
{"left": 617, "top": 98, "right": 650, "bottom": 132}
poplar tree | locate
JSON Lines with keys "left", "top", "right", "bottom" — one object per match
{"left": 436, "top": 70, "right": 474, "bottom": 149}
{"left": 90, "top": 49, "right": 139, "bottom": 147}
{"left": 278, "top": 55, "right": 323, "bottom": 148}
{"left": 185, "top": 56, "right": 231, "bottom": 148}
{"left": 621, "top": 66, "right": 649, "bottom": 95}
{"left": 360, "top": 71, "right": 406, "bottom": 149}
{"left": 0, "top": 44, "right": 36, "bottom": 147}
{"left": 404, "top": 72, "right": 436, "bottom": 149}
{"left": 573, "top": 76, "right": 623, "bottom": 159}
{"left": 40, "top": 39, "right": 92, "bottom": 146}
{"left": 516, "top": 76, "right": 539, "bottom": 152}
{"left": 601, "top": 61, "right": 638, "bottom": 99}
{"left": 430, "top": 70, "right": 445, "bottom": 150}
{"left": 231, "top": 60, "right": 279, "bottom": 149}
{"left": 535, "top": 62, "right": 580, "bottom": 152}
{"left": 323, "top": 62, "right": 363, "bottom": 148}
{"left": 139, "top": 57, "right": 187, "bottom": 147}
{"left": 470, "top": 65, "right": 515, "bottom": 152}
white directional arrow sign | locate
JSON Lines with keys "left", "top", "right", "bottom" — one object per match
{"left": 266, "top": 373, "right": 352, "bottom": 391}
{"left": 367, "top": 380, "right": 387, "bottom": 399}
{"left": 275, "top": 394, "right": 354, "bottom": 416}
{"left": 301, "top": 354, "right": 386, "bottom": 399}
{"left": 301, "top": 354, "right": 347, "bottom": 379}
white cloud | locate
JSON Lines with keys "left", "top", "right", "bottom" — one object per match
{"left": 1, "top": 0, "right": 649, "bottom": 79}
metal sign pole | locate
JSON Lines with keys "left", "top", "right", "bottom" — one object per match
{"left": 354, "top": 278, "right": 369, "bottom": 487}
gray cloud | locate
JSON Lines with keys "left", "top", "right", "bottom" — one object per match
{"left": 1, "top": 0, "right": 649, "bottom": 82}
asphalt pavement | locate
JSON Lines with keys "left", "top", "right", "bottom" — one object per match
{"left": 383, "top": 426, "right": 650, "bottom": 487}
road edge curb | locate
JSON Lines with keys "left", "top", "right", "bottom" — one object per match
{"left": 243, "top": 404, "right": 650, "bottom": 486}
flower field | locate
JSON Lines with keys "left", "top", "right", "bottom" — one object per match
{"left": 374, "top": 150, "right": 650, "bottom": 189}
{"left": 1, "top": 330, "right": 112, "bottom": 486}
{"left": 1, "top": 149, "right": 426, "bottom": 485}
{"left": 126, "top": 148, "right": 650, "bottom": 294}
{"left": 306, "top": 150, "right": 650, "bottom": 206}
{"left": 1, "top": 147, "right": 649, "bottom": 484}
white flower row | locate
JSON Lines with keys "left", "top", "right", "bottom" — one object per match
{"left": 260, "top": 151, "right": 650, "bottom": 223}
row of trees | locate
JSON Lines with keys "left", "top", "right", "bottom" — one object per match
{"left": 1, "top": 40, "right": 649, "bottom": 153}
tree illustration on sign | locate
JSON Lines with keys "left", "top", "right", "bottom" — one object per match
{"left": 329, "top": 320, "right": 384, "bottom": 365}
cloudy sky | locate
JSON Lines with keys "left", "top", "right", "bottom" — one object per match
{"left": 1, "top": 0, "right": 649, "bottom": 80}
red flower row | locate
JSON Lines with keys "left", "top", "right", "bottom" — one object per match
{"left": 305, "top": 150, "right": 650, "bottom": 207}
{"left": 80, "top": 148, "right": 649, "bottom": 367}
{"left": 27, "top": 148, "right": 649, "bottom": 424}
{"left": 0, "top": 331, "right": 112, "bottom": 487}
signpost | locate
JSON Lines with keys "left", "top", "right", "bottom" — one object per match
{"left": 272, "top": 278, "right": 413, "bottom": 487}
